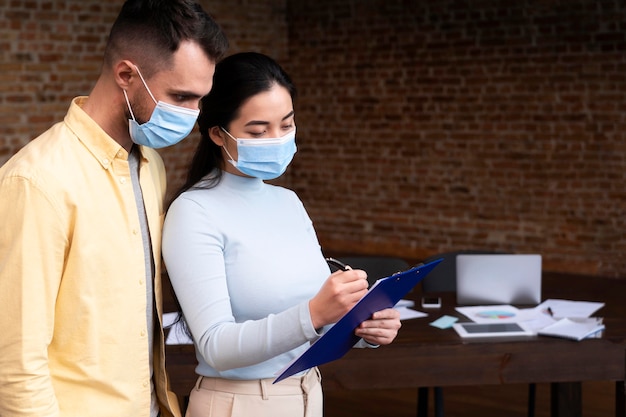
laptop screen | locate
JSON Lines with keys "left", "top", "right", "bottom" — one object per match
{"left": 456, "top": 254, "right": 542, "bottom": 305}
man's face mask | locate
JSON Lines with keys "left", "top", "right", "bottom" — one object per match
{"left": 123, "top": 65, "right": 199, "bottom": 149}
{"left": 220, "top": 127, "right": 297, "bottom": 180}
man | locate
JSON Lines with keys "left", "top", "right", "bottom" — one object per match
{"left": 0, "top": 1, "right": 227, "bottom": 416}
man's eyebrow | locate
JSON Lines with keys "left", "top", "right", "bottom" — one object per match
{"left": 243, "top": 111, "right": 295, "bottom": 127}
{"left": 170, "top": 89, "right": 204, "bottom": 99}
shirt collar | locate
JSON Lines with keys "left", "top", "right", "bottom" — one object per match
{"left": 64, "top": 97, "right": 149, "bottom": 168}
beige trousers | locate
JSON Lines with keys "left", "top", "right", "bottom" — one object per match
{"left": 185, "top": 367, "right": 322, "bottom": 417}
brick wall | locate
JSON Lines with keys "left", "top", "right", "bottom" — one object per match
{"left": 0, "top": 0, "right": 287, "bottom": 192}
{"left": 283, "top": 0, "right": 626, "bottom": 277}
{"left": 1, "top": 0, "right": 625, "bottom": 277}
{"left": 0, "top": 1, "right": 120, "bottom": 160}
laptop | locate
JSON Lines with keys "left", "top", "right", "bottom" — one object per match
{"left": 456, "top": 254, "right": 542, "bottom": 305}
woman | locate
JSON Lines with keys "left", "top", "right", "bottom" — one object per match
{"left": 162, "top": 52, "right": 401, "bottom": 417}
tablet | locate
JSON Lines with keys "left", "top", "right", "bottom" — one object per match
{"left": 453, "top": 322, "right": 534, "bottom": 338}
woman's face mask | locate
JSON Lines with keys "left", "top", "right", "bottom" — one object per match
{"left": 220, "top": 127, "right": 297, "bottom": 180}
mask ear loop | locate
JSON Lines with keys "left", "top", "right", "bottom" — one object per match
{"left": 122, "top": 90, "right": 136, "bottom": 122}
{"left": 220, "top": 126, "right": 237, "bottom": 142}
{"left": 133, "top": 65, "right": 158, "bottom": 105}
{"left": 219, "top": 127, "right": 238, "bottom": 165}
{"left": 122, "top": 64, "right": 156, "bottom": 123}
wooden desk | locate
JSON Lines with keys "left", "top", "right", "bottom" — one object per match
{"left": 165, "top": 272, "right": 626, "bottom": 416}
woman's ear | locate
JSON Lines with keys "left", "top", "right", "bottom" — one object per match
{"left": 208, "top": 126, "right": 226, "bottom": 146}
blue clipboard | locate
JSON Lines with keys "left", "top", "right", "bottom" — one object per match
{"left": 273, "top": 258, "right": 443, "bottom": 383}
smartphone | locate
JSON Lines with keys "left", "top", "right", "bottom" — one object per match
{"left": 421, "top": 296, "right": 441, "bottom": 309}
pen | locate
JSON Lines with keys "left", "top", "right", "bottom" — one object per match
{"left": 547, "top": 307, "right": 554, "bottom": 317}
{"left": 325, "top": 257, "right": 351, "bottom": 271}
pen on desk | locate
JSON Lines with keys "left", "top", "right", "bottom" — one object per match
{"left": 325, "top": 257, "right": 351, "bottom": 271}
{"left": 547, "top": 307, "right": 554, "bottom": 317}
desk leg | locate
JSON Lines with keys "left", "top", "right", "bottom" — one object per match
{"left": 550, "top": 382, "right": 581, "bottom": 417}
{"left": 417, "top": 387, "right": 428, "bottom": 417}
{"left": 617, "top": 381, "right": 625, "bottom": 417}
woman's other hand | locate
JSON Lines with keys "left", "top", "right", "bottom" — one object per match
{"left": 355, "top": 308, "right": 401, "bottom": 345}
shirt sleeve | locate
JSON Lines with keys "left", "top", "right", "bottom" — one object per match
{"left": 162, "top": 195, "right": 320, "bottom": 372}
{"left": 0, "top": 175, "right": 66, "bottom": 417}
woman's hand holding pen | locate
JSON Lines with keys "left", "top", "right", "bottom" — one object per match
{"left": 309, "top": 269, "right": 369, "bottom": 330}
{"left": 355, "top": 308, "right": 402, "bottom": 346}
{"left": 310, "top": 257, "right": 401, "bottom": 345}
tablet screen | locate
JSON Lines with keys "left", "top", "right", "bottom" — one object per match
{"left": 453, "top": 321, "right": 534, "bottom": 338}
{"left": 464, "top": 323, "right": 524, "bottom": 333}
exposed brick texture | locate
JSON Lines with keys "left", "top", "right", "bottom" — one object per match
{"left": 285, "top": 0, "right": 626, "bottom": 277}
{"left": 0, "top": 0, "right": 120, "bottom": 160}
{"left": 1, "top": 0, "right": 624, "bottom": 277}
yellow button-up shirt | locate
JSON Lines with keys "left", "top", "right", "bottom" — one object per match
{"left": 0, "top": 97, "right": 180, "bottom": 417}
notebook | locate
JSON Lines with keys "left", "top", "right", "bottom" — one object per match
{"left": 456, "top": 254, "right": 542, "bottom": 305}
{"left": 538, "top": 317, "right": 605, "bottom": 341}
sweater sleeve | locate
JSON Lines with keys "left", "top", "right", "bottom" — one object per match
{"left": 162, "top": 195, "right": 320, "bottom": 372}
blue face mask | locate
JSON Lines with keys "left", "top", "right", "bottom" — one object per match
{"left": 221, "top": 127, "right": 297, "bottom": 180}
{"left": 123, "top": 66, "right": 199, "bottom": 149}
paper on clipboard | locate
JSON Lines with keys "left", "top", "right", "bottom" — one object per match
{"left": 273, "top": 258, "right": 443, "bottom": 383}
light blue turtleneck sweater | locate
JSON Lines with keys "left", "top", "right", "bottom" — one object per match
{"left": 162, "top": 171, "right": 333, "bottom": 380}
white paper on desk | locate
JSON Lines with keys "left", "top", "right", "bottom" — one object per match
{"left": 393, "top": 299, "right": 427, "bottom": 320}
{"left": 395, "top": 299, "right": 414, "bottom": 308}
{"left": 166, "top": 321, "right": 194, "bottom": 345}
{"left": 536, "top": 299, "right": 605, "bottom": 319}
{"left": 396, "top": 306, "right": 428, "bottom": 320}
{"left": 393, "top": 298, "right": 428, "bottom": 320}
{"left": 516, "top": 307, "right": 557, "bottom": 333}
{"left": 455, "top": 305, "right": 521, "bottom": 324}
{"left": 163, "top": 312, "right": 178, "bottom": 328}
{"left": 163, "top": 312, "right": 194, "bottom": 345}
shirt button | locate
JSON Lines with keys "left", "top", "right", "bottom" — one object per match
{"left": 133, "top": 229, "right": 139, "bottom": 235}
{"left": 139, "top": 279, "right": 144, "bottom": 286}
{"left": 117, "top": 151, "right": 124, "bottom": 158}
{"left": 140, "top": 330, "right": 146, "bottom": 337}
{"left": 143, "top": 381, "right": 149, "bottom": 388}
{"left": 101, "top": 158, "right": 109, "bottom": 166}
{"left": 119, "top": 177, "right": 127, "bottom": 184}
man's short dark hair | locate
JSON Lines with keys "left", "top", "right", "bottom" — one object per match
{"left": 104, "top": 0, "right": 228, "bottom": 76}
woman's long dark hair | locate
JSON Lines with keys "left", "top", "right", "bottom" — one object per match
{"left": 171, "top": 52, "right": 297, "bottom": 202}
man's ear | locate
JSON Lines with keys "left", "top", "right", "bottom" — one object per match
{"left": 114, "top": 60, "right": 136, "bottom": 90}
{"left": 208, "top": 126, "right": 226, "bottom": 146}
